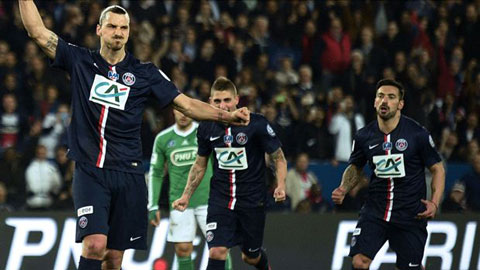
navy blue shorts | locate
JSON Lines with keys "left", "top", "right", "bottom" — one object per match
{"left": 349, "top": 214, "right": 427, "bottom": 270}
{"left": 206, "top": 204, "right": 266, "bottom": 258}
{"left": 72, "top": 162, "right": 148, "bottom": 250}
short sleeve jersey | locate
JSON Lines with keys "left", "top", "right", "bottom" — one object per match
{"left": 197, "top": 113, "right": 281, "bottom": 210}
{"left": 349, "top": 115, "right": 442, "bottom": 224}
{"left": 51, "top": 38, "right": 180, "bottom": 174}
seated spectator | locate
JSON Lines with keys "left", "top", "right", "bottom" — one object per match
{"left": 286, "top": 153, "right": 318, "bottom": 211}
{"left": 455, "top": 153, "right": 480, "bottom": 212}
{"left": 25, "top": 144, "right": 62, "bottom": 210}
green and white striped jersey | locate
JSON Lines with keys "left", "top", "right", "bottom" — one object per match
{"left": 148, "top": 122, "right": 211, "bottom": 211}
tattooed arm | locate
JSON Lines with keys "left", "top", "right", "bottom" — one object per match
{"left": 268, "top": 148, "right": 287, "bottom": 202}
{"left": 331, "top": 164, "right": 364, "bottom": 205}
{"left": 19, "top": 0, "right": 58, "bottom": 59}
{"left": 172, "top": 155, "right": 209, "bottom": 211}
{"left": 173, "top": 94, "right": 250, "bottom": 126}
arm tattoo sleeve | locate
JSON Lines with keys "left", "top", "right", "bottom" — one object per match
{"left": 341, "top": 164, "right": 363, "bottom": 192}
{"left": 184, "top": 164, "right": 205, "bottom": 197}
{"left": 268, "top": 148, "right": 286, "bottom": 174}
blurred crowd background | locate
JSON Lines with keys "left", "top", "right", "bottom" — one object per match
{"left": 0, "top": 0, "right": 479, "bottom": 214}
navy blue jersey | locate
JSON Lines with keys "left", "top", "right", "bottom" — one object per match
{"left": 197, "top": 113, "right": 281, "bottom": 209}
{"left": 349, "top": 115, "right": 442, "bottom": 224}
{"left": 51, "top": 38, "right": 179, "bottom": 174}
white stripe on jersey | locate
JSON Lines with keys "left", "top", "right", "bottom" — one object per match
{"left": 384, "top": 134, "right": 394, "bottom": 222}
{"left": 96, "top": 106, "right": 109, "bottom": 168}
{"left": 226, "top": 127, "right": 237, "bottom": 210}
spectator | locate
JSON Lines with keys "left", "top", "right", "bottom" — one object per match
{"left": 319, "top": 17, "right": 352, "bottom": 90}
{"left": 25, "top": 144, "right": 62, "bottom": 210}
{"left": 0, "top": 94, "right": 28, "bottom": 151}
{"left": 286, "top": 153, "right": 318, "bottom": 211}
{"left": 39, "top": 103, "right": 70, "bottom": 159}
{"left": 294, "top": 106, "right": 333, "bottom": 160}
{"left": 441, "top": 182, "right": 465, "bottom": 213}
{"left": 0, "top": 146, "right": 26, "bottom": 207}
{"left": 455, "top": 153, "right": 480, "bottom": 212}
{"left": 292, "top": 64, "right": 320, "bottom": 107}
{"left": 274, "top": 56, "right": 298, "bottom": 87}
{"left": 329, "top": 95, "right": 365, "bottom": 162}
{"left": 438, "top": 129, "right": 462, "bottom": 162}
{"left": 355, "top": 26, "right": 387, "bottom": 79}
{"left": 457, "top": 112, "right": 480, "bottom": 149}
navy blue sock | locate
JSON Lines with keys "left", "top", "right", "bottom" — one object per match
{"left": 207, "top": 258, "right": 225, "bottom": 270}
{"left": 255, "top": 250, "right": 270, "bottom": 270}
{"left": 79, "top": 256, "right": 102, "bottom": 270}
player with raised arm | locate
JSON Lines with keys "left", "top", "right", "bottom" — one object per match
{"left": 18, "top": 1, "right": 249, "bottom": 269}
{"left": 332, "top": 79, "right": 445, "bottom": 270}
{"left": 173, "top": 77, "right": 287, "bottom": 270}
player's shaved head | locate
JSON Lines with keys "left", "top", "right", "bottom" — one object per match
{"left": 99, "top": 5, "right": 130, "bottom": 26}
{"left": 210, "top": 76, "right": 237, "bottom": 97}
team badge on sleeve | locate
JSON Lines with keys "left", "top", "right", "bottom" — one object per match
{"left": 429, "top": 135, "right": 435, "bottom": 147}
{"left": 267, "top": 124, "right": 276, "bottom": 137}
{"left": 78, "top": 216, "right": 88, "bottom": 229}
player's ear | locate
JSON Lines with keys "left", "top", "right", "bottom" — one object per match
{"left": 398, "top": 99, "right": 404, "bottom": 110}
{"left": 96, "top": 24, "right": 102, "bottom": 37}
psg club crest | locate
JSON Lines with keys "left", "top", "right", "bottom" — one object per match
{"left": 223, "top": 135, "right": 233, "bottom": 144}
{"left": 79, "top": 216, "right": 88, "bottom": 229}
{"left": 206, "top": 231, "right": 214, "bottom": 242}
{"left": 122, "top": 72, "right": 136, "bottom": 86}
{"left": 236, "top": 132, "right": 248, "bottom": 145}
{"left": 382, "top": 141, "right": 392, "bottom": 151}
{"left": 395, "top": 139, "right": 408, "bottom": 151}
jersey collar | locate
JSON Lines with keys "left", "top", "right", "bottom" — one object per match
{"left": 173, "top": 122, "right": 198, "bottom": 137}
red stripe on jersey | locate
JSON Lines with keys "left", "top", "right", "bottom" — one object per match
{"left": 96, "top": 106, "right": 106, "bottom": 167}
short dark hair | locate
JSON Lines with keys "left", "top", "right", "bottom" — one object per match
{"left": 376, "top": 79, "right": 405, "bottom": 100}
{"left": 210, "top": 76, "right": 237, "bottom": 96}
{"left": 99, "top": 5, "right": 129, "bottom": 26}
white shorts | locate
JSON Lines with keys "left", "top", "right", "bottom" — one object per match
{"left": 167, "top": 205, "right": 207, "bottom": 242}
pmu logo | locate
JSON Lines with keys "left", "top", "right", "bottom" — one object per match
{"left": 372, "top": 153, "right": 405, "bottom": 178}
{"left": 214, "top": 147, "right": 248, "bottom": 170}
{"left": 170, "top": 147, "right": 197, "bottom": 166}
{"left": 89, "top": 74, "right": 131, "bottom": 110}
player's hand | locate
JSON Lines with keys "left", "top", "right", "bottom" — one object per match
{"left": 416, "top": 199, "right": 438, "bottom": 220}
{"left": 230, "top": 107, "right": 250, "bottom": 126}
{"left": 273, "top": 185, "right": 286, "bottom": 202}
{"left": 172, "top": 196, "right": 189, "bottom": 212}
{"left": 331, "top": 186, "right": 347, "bottom": 205}
{"left": 149, "top": 210, "right": 161, "bottom": 227}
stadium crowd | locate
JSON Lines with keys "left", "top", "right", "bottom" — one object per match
{"left": 0, "top": 0, "right": 479, "bottom": 213}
